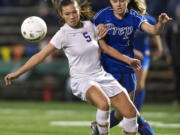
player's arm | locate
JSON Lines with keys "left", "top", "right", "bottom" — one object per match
{"left": 151, "top": 35, "right": 163, "bottom": 60}
{"left": 98, "top": 39, "right": 141, "bottom": 70}
{"left": 133, "top": 49, "right": 144, "bottom": 60}
{"left": 141, "top": 13, "right": 172, "bottom": 35}
{"left": 4, "top": 43, "right": 56, "bottom": 85}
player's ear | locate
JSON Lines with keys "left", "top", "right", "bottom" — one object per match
{"left": 59, "top": 12, "right": 63, "bottom": 17}
{"left": 59, "top": 12, "right": 64, "bottom": 19}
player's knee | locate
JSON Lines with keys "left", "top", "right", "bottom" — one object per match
{"left": 98, "top": 99, "right": 111, "bottom": 111}
{"left": 136, "top": 82, "right": 145, "bottom": 90}
{"left": 115, "top": 110, "right": 123, "bottom": 120}
{"left": 127, "top": 105, "right": 137, "bottom": 118}
{"left": 122, "top": 116, "right": 138, "bottom": 134}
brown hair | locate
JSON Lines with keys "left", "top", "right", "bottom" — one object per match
{"left": 51, "top": 0, "right": 94, "bottom": 26}
{"left": 128, "top": 0, "right": 147, "bottom": 15}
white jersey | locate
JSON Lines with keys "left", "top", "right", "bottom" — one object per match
{"left": 50, "top": 21, "right": 125, "bottom": 100}
{"left": 50, "top": 21, "right": 103, "bottom": 79}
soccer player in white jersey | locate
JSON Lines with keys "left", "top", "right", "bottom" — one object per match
{"left": 4, "top": 0, "right": 142, "bottom": 134}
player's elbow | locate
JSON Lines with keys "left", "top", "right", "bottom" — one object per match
{"left": 153, "top": 30, "right": 161, "bottom": 35}
{"left": 152, "top": 26, "right": 162, "bottom": 35}
{"left": 149, "top": 29, "right": 160, "bottom": 35}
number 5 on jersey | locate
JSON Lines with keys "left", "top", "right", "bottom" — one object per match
{"left": 83, "top": 32, "right": 92, "bottom": 42}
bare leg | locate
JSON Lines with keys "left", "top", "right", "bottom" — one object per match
{"left": 135, "top": 69, "right": 148, "bottom": 111}
{"left": 136, "top": 69, "right": 148, "bottom": 91}
{"left": 112, "top": 91, "right": 155, "bottom": 135}
{"left": 110, "top": 91, "right": 138, "bottom": 134}
{"left": 86, "top": 86, "right": 110, "bottom": 135}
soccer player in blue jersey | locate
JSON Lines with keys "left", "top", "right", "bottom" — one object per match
{"left": 92, "top": 0, "right": 171, "bottom": 135}
{"left": 134, "top": 14, "right": 163, "bottom": 111}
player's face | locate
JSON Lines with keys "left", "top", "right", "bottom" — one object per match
{"left": 60, "top": 3, "right": 80, "bottom": 28}
{"left": 110, "top": 0, "right": 129, "bottom": 16}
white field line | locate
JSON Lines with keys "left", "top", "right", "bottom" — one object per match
{"left": 50, "top": 121, "right": 180, "bottom": 128}
{"left": 1, "top": 109, "right": 179, "bottom": 129}
{"left": 142, "top": 112, "right": 180, "bottom": 118}
{"left": 51, "top": 121, "right": 91, "bottom": 126}
{"left": 0, "top": 109, "right": 29, "bottom": 114}
{"left": 149, "top": 121, "right": 180, "bottom": 128}
{"left": 1, "top": 109, "right": 180, "bottom": 118}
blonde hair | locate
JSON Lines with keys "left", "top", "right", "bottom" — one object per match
{"left": 128, "top": 0, "right": 147, "bottom": 15}
{"left": 51, "top": 0, "right": 94, "bottom": 26}
{"left": 77, "top": 0, "right": 95, "bottom": 20}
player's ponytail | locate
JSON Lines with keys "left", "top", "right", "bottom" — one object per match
{"left": 78, "top": 0, "right": 95, "bottom": 21}
{"left": 128, "top": 0, "right": 147, "bottom": 15}
{"left": 51, "top": 0, "right": 94, "bottom": 26}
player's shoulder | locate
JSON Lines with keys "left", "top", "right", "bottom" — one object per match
{"left": 60, "top": 24, "right": 70, "bottom": 31}
{"left": 128, "top": 9, "right": 146, "bottom": 21}
{"left": 93, "top": 6, "right": 113, "bottom": 20}
{"left": 129, "top": 9, "right": 141, "bottom": 17}
{"left": 144, "top": 14, "right": 156, "bottom": 22}
{"left": 83, "top": 20, "right": 95, "bottom": 28}
{"left": 54, "top": 25, "right": 67, "bottom": 37}
{"left": 83, "top": 20, "right": 93, "bottom": 25}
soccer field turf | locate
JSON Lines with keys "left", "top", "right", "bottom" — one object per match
{"left": 0, "top": 101, "right": 179, "bottom": 135}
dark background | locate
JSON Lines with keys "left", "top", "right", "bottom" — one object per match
{"left": 0, "top": 0, "right": 179, "bottom": 103}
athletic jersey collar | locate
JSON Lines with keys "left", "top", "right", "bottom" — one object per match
{"left": 64, "top": 21, "right": 85, "bottom": 31}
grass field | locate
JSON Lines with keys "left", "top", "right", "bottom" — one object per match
{"left": 0, "top": 101, "right": 179, "bottom": 135}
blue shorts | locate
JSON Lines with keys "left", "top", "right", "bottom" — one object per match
{"left": 113, "top": 72, "right": 136, "bottom": 93}
{"left": 142, "top": 55, "right": 150, "bottom": 70}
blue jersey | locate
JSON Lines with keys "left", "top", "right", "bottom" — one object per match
{"left": 134, "top": 14, "right": 156, "bottom": 56}
{"left": 93, "top": 7, "right": 147, "bottom": 74}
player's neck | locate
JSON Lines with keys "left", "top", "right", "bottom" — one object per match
{"left": 73, "top": 22, "right": 83, "bottom": 29}
{"left": 113, "top": 11, "right": 126, "bottom": 20}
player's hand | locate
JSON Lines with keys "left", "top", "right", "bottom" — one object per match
{"left": 96, "top": 24, "right": 108, "bottom": 38}
{"left": 4, "top": 72, "right": 19, "bottom": 86}
{"left": 129, "top": 58, "right": 142, "bottom": 71}
{"left": 158, "top": 13, "right": 173, "bottom": 24}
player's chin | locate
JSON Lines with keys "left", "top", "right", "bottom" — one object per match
{"left": 70, "top": 21, "right": 78, "bottom": 27}
{"left": 116, "top": 9, "right": 124, "bottom": 14}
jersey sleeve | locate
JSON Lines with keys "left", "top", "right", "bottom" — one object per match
{"left": 131, "top": 10, "right": 147, "bottom": 30}
{"left": 145, "top": 14, "right": 156, "bottom": 25}
{"left": 50, "top": 29, "right": 65, "bottom": 49}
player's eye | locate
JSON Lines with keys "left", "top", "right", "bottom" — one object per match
{"left": 120, "top": 0, "right": 126, "bottom": 2}
{"left": 112, "top": 0, "right": 126, "bottom": 3}
{"left": 65, "top": 13, "right": 70, "bottom": 16}
{"left": 112, "top": 0, "right": 118, "bottom": 3}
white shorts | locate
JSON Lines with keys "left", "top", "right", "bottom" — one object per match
{"left": 70, "top": 70, "right": 126, "bottom": 101}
